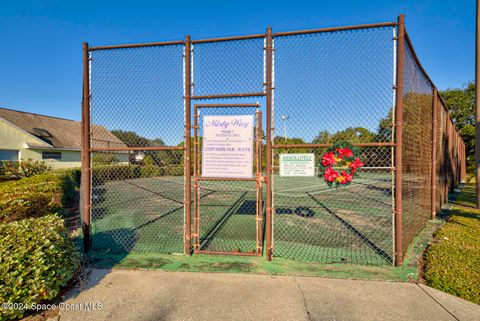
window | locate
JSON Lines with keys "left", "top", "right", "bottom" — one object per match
{"left": 0, "top": 150, "right": 19, "bottom": 161}
{"left": 42, "top": 151, "right": 62, "bottom": 160}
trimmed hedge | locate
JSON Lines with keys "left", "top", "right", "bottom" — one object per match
{"left": 92, "top": 164, "right": 184, "bottom": 186}
{"left": 92, "top": 164, "right": 141, "bottom": 185}
{"left": 0, "top": 169, "right": 80, "bottom": 224}
{"left": 0, "top": 215, "right": 79, "bottom": 321}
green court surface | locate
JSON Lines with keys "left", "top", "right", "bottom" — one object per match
{"left": 83, "top": 211, "right": 444, "bottom": 282}
{"left": 91, "top": 170, "right": 395, "bottom": 265}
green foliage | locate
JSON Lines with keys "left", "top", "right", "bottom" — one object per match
{"left": 92, "top": 153, "right": 119, "bottom": 164}
{"left": 441, "top": 82, "right": 475, "bottom": 171}
{"left": 0, "top": 171, "right": 78, "bottom": 224}
{"left": 140, "top": 165, "right": 163, "bottom": 177}
{"left": 312, "top": 127, "right": 375, "bottom": 145}
{"left": 92, "top": 164, "right": 141, "bottom": 185}
{"left": 19, "top": 159, "right": 50, "bottom": 178}
{"left": 92, "top": 163, "right": 181, "bottom": 185}
{"left": 0, "top": 159, "right": 50, "bottom": 181}
{"left": 111, "top": 130, "right": 166, "bottom": 149}
{"left": 110, "top": 130, "right": 182, "bottom": 167}
{"left": 111, "top": 130, "right": 155, "bottom": 148}
{"left": 0, "top": 161, "right": 20, "bottom": 181}
{"left": 143, "top": 154, "right": 156, "bottom": 166}
{"left": 0, "top": 215, "right": 79, "bottom": 320}
{"left": 424, "top": 184, "right": 480, "bottom": 304}
{"left": 164, "top": 165, "right": 184, "bottom": 176}
{"left": 57, "top": 168, "right": 81, "bottom": 206}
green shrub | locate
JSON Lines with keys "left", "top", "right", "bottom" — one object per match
{"left": 19, "top": 159, "right": 50, "bottom": 178}
{"left": 0, "top": 171, "right": 78, "bottom": 224}
{"left": 92, "top": 164, "right": 172, "bottom": 184}
{"left": 165, "top": 165, "right": 184, "bottom": 176}
{"left": 0, "top": 215, "right": 79, "bottom": 321}
{"left": 0, "top": 160, "right": 50, "bottom": 181}
{"left": 0, "top": 161, "right": 20, "bottom": 181}
{"left": 92, "top": 164, "right": 140, "bottom": 186}
{"left": 140, "top": 165, "right": 164, "bottom": 178}
{"left": 92, "top": 153, "right": 119, "bottom": 164}
{"left": 56, "top": 168, "right": 81, "bottom": 207}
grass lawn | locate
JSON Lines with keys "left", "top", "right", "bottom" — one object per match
{"left": 423, "top": 183, "right": 480, "bottom": 304}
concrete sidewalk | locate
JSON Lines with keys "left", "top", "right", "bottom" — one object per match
{"left": 59, "top": 269, "right": 479, "bottom": 321}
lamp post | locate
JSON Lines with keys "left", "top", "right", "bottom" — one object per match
{"left": 282, "top": 115, "right": 289, "bottom": 142}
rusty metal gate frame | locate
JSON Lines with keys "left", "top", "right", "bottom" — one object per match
{"left": 192, "top": 103, "right": 264, "bottom": 256}
{"left": 187, "top": 30, "right": 273, "bottom": 259}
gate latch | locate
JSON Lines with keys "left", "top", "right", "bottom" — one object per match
{"left": 256, "top": 173, "right": 267, "bottom": 187}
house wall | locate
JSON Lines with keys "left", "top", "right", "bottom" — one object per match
{"left": 26, "top": 149, "right": 82, "bottom": 169}
{"left": 1, "top": 117, "right": 128, "bottom": 169}
{"left": 0, "top": 118, "right": 44, "bottom": 157}
{"left": 0, "top": 118, "right": 81, "bottom": 169}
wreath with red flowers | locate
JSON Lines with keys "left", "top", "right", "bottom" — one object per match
{"left": 318, "top": 142, "right": 365, "bottom": 188}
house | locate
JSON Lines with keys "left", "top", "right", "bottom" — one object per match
{"left": 0, "top": 107, "right": 127, "bottom": 169}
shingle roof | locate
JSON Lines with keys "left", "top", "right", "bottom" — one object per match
{"left": 0, "top": 107, "right": 126, "bottom": 149}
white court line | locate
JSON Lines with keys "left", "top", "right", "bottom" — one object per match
{"left": 275, "top": 176, "right": 387, "bottom": 193}
{"left": 274, "top": 178, "right": 385, "bottom": 198}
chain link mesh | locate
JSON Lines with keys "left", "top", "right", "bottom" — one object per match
{"left": 401, "top": 40, "right": 434, "bottom": 252}
{"left": 90, "top": 45, "right": 185, "bottom": 146}
{"left": 194, "top": 106, "right": 262, "bottom": 254}
{"left": 273, "top": 27, "right": 395, "bottom": 142}
{"left": 272, "top": 147, "right": 393, "bottom": 264}
{"left": 436, "top": 100, "right": 448, "bottom": 210}
{"left": 89, "top": 44, "right": 185, "bottom": 254}
{"left": 192, "top": 38, "right": 265, "bottom": 96}
{"left": 86, "top": 23, "right": 466, "bottom": 266}
{"left": 272, "top": 26, "right": 396, "bottom": 265}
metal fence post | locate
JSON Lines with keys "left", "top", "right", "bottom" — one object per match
{"left": 81, "top": 42, "right": 92, "bottom": 252}
{"left": 394, "top": 15, "right": 405, "bottom": 266}
{"left": 265, "top": 26, "right": 273, "bottom": 261}
{"left": 184, "top": 35, "right": 192, "bottom": 255}
{"left": 431, "top": 88, "right": 438, "bottom": 218}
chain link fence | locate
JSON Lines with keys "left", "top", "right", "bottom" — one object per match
{"left": 271, "top": 26, "right": 396, "bottom": 264}
{"left": 401, "top": 38, "right": 434, "bottom": 253}
{"left": 82, "top": 17, "right": 466, "bottom": 266}
{"left": 88, "top": 43, "right": 186, "bottom": 254}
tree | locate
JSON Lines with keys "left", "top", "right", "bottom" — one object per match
{"left": 312, "top": 127, "right": 375, "bottom": 144}
{"left": 111, "top": 130, "right": 176, "bottom": 167}
{"left": 111, "top": 130, "right": 152, "bottom": 148}
{"left": 441, "top": 81, "right": 475, "bottom": 171}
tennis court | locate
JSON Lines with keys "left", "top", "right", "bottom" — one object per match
{"left": 91, "top": 168, "right": 395, "bottom": 265}
{"left": 83, "top": 18, "right": 467, "bottom": 267}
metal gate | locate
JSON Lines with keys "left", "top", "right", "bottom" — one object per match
{"left": 193, "top": 104, "right": 264, "bottom": 256}
{"left": 82, "top": 16, "right": 467, "bottom": 266}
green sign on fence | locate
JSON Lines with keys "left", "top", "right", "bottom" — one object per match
{"left": 279, "top": 153, "right": 315, "bottom": 177}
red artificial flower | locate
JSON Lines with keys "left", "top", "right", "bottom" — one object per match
{"left": 354, "top": 157, "right": 364, "bottom": 168}
{"left": 341, "top": 170, "right": 353, "bottom": 183}
{"left": 337, "top": 148, "right": 354, "bottom": 158}
{"left": 323, "top": 166, "right": 339, "bottom": 183}
{"left": 349, "top": 157, "right": 364, "bottom": 172}
{"left": 336, "top": 175, "right": 347, "bottom": 184}
{"left": 322, "top": 152, "right": 336, "bottom": 166}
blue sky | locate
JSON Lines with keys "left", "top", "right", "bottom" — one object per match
{"left": 0, "top": 0, "right": 475, "bottom": 122}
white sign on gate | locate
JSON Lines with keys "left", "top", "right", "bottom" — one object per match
{"left": 202, "top": 115, "right": 254, "bottom": 178}
{"left": 279, "top": 153, "right": 315, "bottom": 177}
